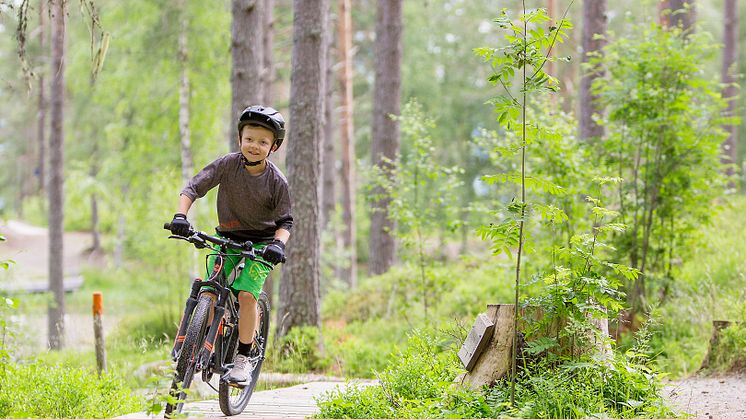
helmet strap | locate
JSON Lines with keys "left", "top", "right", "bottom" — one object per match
{"left": 241, "top": 154, "right": 264, "bottom": 167}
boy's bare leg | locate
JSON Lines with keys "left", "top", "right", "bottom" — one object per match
{"left": 237, "top": 291, "right": 258, "bottom": 345}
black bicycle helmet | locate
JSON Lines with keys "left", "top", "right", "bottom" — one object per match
{"left": 237, "top": 105, "right": 286, "bottom": 150}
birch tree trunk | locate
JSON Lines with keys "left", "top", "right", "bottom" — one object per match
{"left": 368, "top": 0, "right": 402, "bottom": 276}
{"left": 579, "top": 0, "right": 606, "bottom": 141}
{"left": 48, "top": 0, "right": 66, "bottom": 350}
{"left": 721, "top": 0, "right": 738, "bottom": 183}
{"left": 277, "top": 0, "right": 328, "bottom": 339}
{"left": 338, "top": 0, "right": 357, "bottom": 287}
{"left": 231, "top": 0, "right": 264, "bottom": 152}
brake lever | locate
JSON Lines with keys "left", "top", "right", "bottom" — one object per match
{"left": 191, "top": 235, "right": 208, "bottom": 249}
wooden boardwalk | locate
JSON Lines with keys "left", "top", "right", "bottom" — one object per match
{"left": 118, "top": 381, "right": 368, "bottom": 419}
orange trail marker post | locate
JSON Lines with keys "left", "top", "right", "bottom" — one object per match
{"left": 93, "top": 292, "right": 107, "bottom": 374}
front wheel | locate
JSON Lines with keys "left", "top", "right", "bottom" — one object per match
{"left": 218, "top": 291, "right": 270, "bottom": 416}
{"left": 165, "top": 294, "right": 212, "bottom": 417}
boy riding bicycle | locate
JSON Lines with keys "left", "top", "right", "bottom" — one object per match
{"left": 168, "top": 105, "right": 292, "bottom": 385}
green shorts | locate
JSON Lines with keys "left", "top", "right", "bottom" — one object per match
{"left": 205, "top": 242, "right": 272, "bottom": 300}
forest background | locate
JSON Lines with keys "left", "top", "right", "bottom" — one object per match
{"left": 1, "top": 0, "right": 745, "bottom": 417}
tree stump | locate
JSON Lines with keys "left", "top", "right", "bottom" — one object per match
{"left": 700, "top": 320, "right": 745, "bottom": 371}
{"left": 457, "top": 304, "right": 515, "bottom": 390}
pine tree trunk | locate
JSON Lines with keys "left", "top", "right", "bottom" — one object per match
{"left": 230, "top": 0, "right": 264, "bottom": 152}
{"left": 37, "top": 0, "right": 47, "bottom": 194}
{"left": 277, "top": 0, "right": 328, "bottom": 339}
{"left": 338, "top": 0, "right": 357, "bottom": 287}
{"left": 659, "top": 0, "right": 696, "bottom": 33}
{"left": 721, "top": 0, "right": 738, "bottom": 183}
{"left": 47, "top": 0, "right": 66, "bottom": 350}
{"left": 368, "top": 0, "right": 402, "bottom": 276}
{"left": 579, "top": 0, "right": 606, "bottom": 141}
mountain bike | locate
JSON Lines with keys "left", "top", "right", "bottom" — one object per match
{"left": 162, "top": 223, "right": 272, "bottom": 417}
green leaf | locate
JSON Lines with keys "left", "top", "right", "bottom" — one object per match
{"left": 534, "top": 203, "right": 569, "bottom": 224}
{"left": 525, "top": 337, "right": 558, "bottom": 355}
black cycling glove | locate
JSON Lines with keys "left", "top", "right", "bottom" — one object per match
{"left": 170, "top": 213, "right": 191, "bottom": 237}
{"left": 261, "top": 240, "right": 286, "bottom": 264}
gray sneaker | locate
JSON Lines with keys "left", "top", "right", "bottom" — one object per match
{"left": 227, "top": 354, "right": 253, "bottom": 383}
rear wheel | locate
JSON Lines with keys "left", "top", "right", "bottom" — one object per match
{"left": 165, "top": 294, "right": 212, "bottom": 417}
{"left": 218, "top": 291, "right": 270, "bottom": 416}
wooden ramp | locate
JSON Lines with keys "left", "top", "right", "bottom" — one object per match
{"left": 118, "top": 381, "right": 367, "bottom": 419}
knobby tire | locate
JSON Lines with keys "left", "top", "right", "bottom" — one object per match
{"left": 218, "top": 291, "right": 271, "bottom": 416}
{"left": 165, "top": 294, "right": 212, "bottom": 417}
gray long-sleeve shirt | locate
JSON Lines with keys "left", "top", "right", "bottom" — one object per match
{"left": 181, "top": 152, "right": 293, "bottom": 243}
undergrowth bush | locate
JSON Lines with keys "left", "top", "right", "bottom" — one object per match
{"left": 316, "top": 329, "right": 679, "bottom": 419}
{"left": 489, "top": 350, "right": 678, "bottom": 417}
{"left": 703, "top": 322, "right": 746, "bottom": 374}
{"left": 0, "top": 362, "right": 141, "bottom": 418}
{"left": 265, "top": 326, "right": 329, "bottom": 373}
{"left": 324, "top": 318, "right": 410, "bottom": 378}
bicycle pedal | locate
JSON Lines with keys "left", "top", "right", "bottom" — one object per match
{"left": 220, "top": 373, "right": 247, "bottom": 388}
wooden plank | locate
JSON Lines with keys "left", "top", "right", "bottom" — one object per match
{"left": 458, "top": 313, "right": 495, "bottom": 371}
{"left": 458, "top": 304, "right": 515, "bottom": 390}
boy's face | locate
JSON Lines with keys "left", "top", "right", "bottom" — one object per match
{"left": 239, "top": 125, "right": 276, "bottom": 163}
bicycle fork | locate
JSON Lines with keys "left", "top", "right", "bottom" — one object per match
{"left": 196, "top": 290, "right": 228, "bottom": 371}
{"left": 171, "top": 279, "right": 208, "bottom": 361}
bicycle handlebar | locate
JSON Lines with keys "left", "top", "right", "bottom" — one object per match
{"left": 163, "top": 223, "right": 272, "bottom": 267}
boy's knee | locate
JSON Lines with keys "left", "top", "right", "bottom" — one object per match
{"left": 237, "top": 291, "right": 257, "bottom": 305}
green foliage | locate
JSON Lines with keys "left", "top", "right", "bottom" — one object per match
{"left": 522, "top": 192, "right": 632, "bottom": 354}
{"left": 591, "top": 23, "right": 731, "bottom": 308}
{"left": 652, "top": 197, "right": 746, "bottom": 376}
{"left": 315, "top": 330, "right": 466, "bottom": 419}
{"left": 367, "top": 100, "right": 465, "bottom": 321}
{"left": 112, "top": 307, "right": 180, "bottom": 347}
{"left": 487, "top": 354, "right": 680, "bottom": 418}
{"left": 316, "top": 329, "right": 678, "bottom": 418}
{"left": 708, "top": 323, "right": 746, "bottom": 372}
{"left": 266, "top": 326, "right": 328, "bottom": 374}
{"left": 476, "top": 6, "right": 573, "bottom": 265}
{"left": 0, "top": 363, "right": 141, "bottom": 418}
{"left": 324, "top": 318, "right": 409, "bottom": 379}
{"left": 0, "top": 235, "right": 15, "bottom": 370}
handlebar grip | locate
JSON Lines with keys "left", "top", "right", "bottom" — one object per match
{"left": 164, "top": 223, "right": 172, "bottom": 230}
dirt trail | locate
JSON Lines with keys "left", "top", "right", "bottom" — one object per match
{"left": 0, "top": 219, "right": 117, "bottom": 354}
{"left": 666, "top": 374, "right": 746, "bottom": 417}
{"left": 0, "top": 219, "right": 92, "bottom": 285}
